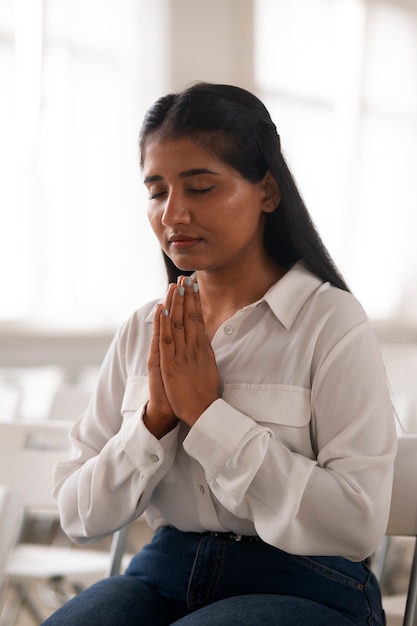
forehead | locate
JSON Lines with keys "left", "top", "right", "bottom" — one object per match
{"left": 142, "top": 136, "right": 224, "bottom": 174}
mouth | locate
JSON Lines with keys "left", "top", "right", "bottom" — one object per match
{"left": 168, "top": 236, "right": 202, "bottom": 250}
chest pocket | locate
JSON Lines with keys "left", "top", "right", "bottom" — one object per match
{"left": 222, "top": 383, "right": 313, "bottom": 456}
{"left": 121, "top": 376, "right": 149, "bottom": 422}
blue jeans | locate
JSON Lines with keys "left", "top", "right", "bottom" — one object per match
{"left": 42, "top": 526, "right": 385, "bottom": 625}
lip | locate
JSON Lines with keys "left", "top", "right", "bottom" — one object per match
{"left": 168, "top": 236, "right": 202, "bottom": 250}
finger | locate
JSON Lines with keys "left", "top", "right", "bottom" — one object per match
{"left": 163, "top": 283, "right": 176, "bottom": 311}
{"left": 158, "top": 283, "right": 181, "bottom": 351}
{"left": 183, "top": 277, "right": 204, "bottom": 345}
{"left": 169, "top": 282, "right": 186, "bottom": 350}
{"left": 159, "top": 304, "right": 176, "bottom": 356}
{"left": 190, "top": 281, "right": 208, "bottom": 346}
{"left": 149, "top": 303, "right": 163, "bottom": 361}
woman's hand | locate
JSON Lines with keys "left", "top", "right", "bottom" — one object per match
{"left": 158, "top": 277, "right": 220, "bottom": 427}
{"left": 145, "top": 289, "right": 179, "bottom": 439}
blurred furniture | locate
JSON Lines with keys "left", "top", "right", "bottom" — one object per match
{"left": 107, "top": 524, "right": 131, "bottom": 577}
{"left": 0, "top": 420, "right": 115, "bottom": 624}
{"left": 0, "top": 329, "right": 112, "bottom": 384}
{"left": 0, "top": 487, "right": 22, "bottom": 611}
{"left": 47, "top": 383, "right": 91, "bottom": 422}
{"left": 382, "top": 435, "right": 417, "bottom": 626}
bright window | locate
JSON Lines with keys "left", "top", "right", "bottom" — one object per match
{"left": 0, "top": 0, "right": 166, "bottom": 330}
{"left": 2, "top": 0, "right": 417, "bottom": 330}
{"left": 255, "top": 0, "right": 417, "bottom": 319}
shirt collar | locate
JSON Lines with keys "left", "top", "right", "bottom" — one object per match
{"left": 262, "top": 261, "right": 324, "bottom": 330}
{"left": 145, "top": 261, "right": 324, "bottom": 329}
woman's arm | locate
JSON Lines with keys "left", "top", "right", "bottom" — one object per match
{"left": 183, "top": 320, "right": 397, "bottom": 561}
{"left": 54, "top": 310, "right": 180, "bottom": 544}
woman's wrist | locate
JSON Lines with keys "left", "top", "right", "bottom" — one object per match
{"left": 143, "top": 403, "right": 178, "bottom": 439}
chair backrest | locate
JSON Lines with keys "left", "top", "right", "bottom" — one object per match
{"left": 386, "top": 435, "right": 417, "bottom": 626}
{"left": 386, "top": 435, "right": 417, "bottom": 537}
{"left": 0, "top": 420, "right": 71, "bottom": 511}
{"left": 0, "top": 486, "right": 22, "bottom": 586}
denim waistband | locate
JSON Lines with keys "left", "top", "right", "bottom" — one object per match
{"left": 203, "top": 531, "right": 260, "bottom": 542}
{"left": 164, "top": 525, "right": 260, "bottom": 542}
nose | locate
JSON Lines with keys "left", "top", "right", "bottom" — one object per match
{"left": 161, "top": 190, "right": 191, "bottom": 226}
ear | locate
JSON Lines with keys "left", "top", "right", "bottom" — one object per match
{"left": 260, "top": 171, "right": 281, "bottom": 214}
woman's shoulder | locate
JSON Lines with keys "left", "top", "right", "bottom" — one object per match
{"left": 304, "top": 282, "right": 378, "bottom": 366}
{"left": 314, "top": 281, "right": 368, "bottom": 328}
{"left": 283, "top": 261, "right": 369, "bottom": 330}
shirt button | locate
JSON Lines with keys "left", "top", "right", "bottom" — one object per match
{"left": 197, "top": 485, "right": 205, "bottom": 495}
{"left": 149, "top": 454, "right": 159, "bottom": 463}
{"left": 224, "top": 324, "right": 233, "bottom": 335}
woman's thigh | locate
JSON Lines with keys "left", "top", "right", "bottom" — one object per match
{"left": 41, "top": 575, "right": 179, "bottom": 626}
{"left": 172, "top": 594, "right": 357, "bottom": 626}
{"left": 126, "top": 528, "right": 384, "bottom": 624}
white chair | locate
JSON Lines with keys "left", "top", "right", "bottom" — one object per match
{"left": 381, "top": 435, "right": 417, "bottom": 626}
{"left": 0, "top": 420, "right": 115, "bottom": 624}
{"left": 0, "top": 487, "right": 22, "bottom": 610}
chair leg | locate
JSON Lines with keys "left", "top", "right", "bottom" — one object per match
{"left": 373, "top": 536, "right": 391, "bottom": 582}
{"left": 107, "top": 524, "right": 130, "bottom": 577}
{"left": 403, "top": 539, "right": 417, "bottom": 626}
{"left": 0, "top": 582, "right": 45, "bottom": 626}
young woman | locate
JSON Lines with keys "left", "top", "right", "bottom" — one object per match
{"left": 43, "top": 83, "right": 396, "bottom": 625}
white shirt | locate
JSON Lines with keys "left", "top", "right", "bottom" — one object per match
{"left": 55, "top": 262, "right": 397, "bottom": 561}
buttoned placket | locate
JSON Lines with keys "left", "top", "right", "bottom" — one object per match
{"left": 210, "top": 301, "right": 263, "bottom": 351}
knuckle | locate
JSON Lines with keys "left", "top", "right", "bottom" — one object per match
{"left": 188, "top": 312, "right": 203, "bottom": 323}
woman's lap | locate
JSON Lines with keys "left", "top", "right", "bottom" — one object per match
{"left": 172, "top": 594, "right": 357, "bottom": 626}
{"left": 42, "top": 527, "right": 385, "bottom": 625}
{"left": 42, "top": 583, "right": 359, "bottom": 626}
{"left": 41, "top": 575, "right": 180, "bottom": 626}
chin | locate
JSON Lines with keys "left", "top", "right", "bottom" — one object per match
{"left": 171, "top": 260, "right": 196, "bottom": 272}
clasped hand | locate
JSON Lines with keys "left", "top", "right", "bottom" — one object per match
{"left": 145, "top": 276, "right": 220, "bottom": 438}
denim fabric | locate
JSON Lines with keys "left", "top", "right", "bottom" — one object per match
{"left": 42, "top": 526, "right": 385, "bottom": 625}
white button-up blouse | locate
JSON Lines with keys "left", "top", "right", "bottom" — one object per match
{"left": 55, "top": 262, "right": 397, "bottom": 561}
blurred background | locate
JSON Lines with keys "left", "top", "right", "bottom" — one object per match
{"left": 1, "top": 0, "right": 417, "bottom": 329}
{"left": 0, "top": 0, "right": 417, "bottom": 428}
{"left": 0, "top": 1, "right": 416, "bottom": 622}
{"left": 1, "top": 0, "right": 417, "bottom": 422}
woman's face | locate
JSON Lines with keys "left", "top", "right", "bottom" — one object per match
{"left": 142, "top": 136, "right": 277, "bottom": 275}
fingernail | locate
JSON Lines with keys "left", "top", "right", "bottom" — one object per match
{"left": 192, "top": 282, "right": 199, "bottom": 293}
{"left": 185, "top": 276, "right": 192, "bottom": 287}
{"left": 162, "top": 308, "right": 169, "bottom": 316}
{"left": 177, "top": 275, "right": 183, "bottom": 284}
{"left": 178, "top": 286, "right": 185, "bottom": 296}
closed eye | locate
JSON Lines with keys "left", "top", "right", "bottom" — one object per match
{"left": 148, "top": 191, "right": 167, "bottom": 200}
{"left": 188, "top": 186, "right": 215, "bottom": 195}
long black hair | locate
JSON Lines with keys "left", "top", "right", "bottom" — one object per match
{"left": 139, "top": 82, "right": 349, "bottom": 292}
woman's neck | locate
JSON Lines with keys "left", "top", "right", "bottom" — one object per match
{"left": 196, "top": 257, "right": 286, "bottom": 341}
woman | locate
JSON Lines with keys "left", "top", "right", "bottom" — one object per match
{"left": 43, "top": 83, "right": 396, "bottom": 625}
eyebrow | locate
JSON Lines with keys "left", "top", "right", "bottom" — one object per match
{"left": 143, "top": 168, "right": 220, "bottom": 184}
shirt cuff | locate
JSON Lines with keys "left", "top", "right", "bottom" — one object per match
{"left": 183, "top": 398, "right": 268, "bottom": 480}
{"left": 120, "top": 405, "right": 180, "bottom": 477}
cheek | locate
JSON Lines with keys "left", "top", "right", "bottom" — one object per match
{"left": 147, "top": 207, "right": 161, "bottom": 234}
